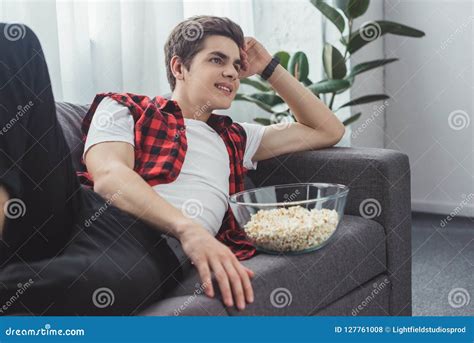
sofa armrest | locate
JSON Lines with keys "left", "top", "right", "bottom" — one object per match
{"left": 247, "top": 147, "right": 412, "bottom": 316}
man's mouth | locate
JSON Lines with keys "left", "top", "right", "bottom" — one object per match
{"left": 214, "top": 83, "right": 233, "bottom": 96}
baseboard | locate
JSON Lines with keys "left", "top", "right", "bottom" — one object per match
{"left": 411, "top": 198, "right": 474, "bottom": 218}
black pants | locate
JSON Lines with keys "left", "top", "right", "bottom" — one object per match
{"left": 0, "top": 23, "right": 182, "bottom": 315}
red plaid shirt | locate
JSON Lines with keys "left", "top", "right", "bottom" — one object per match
{"left": 77, "top": 92, "right": 256, "bottom": 261}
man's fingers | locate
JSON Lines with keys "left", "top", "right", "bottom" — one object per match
{"left": 244, "top": 267, "right": 255, "bottom": 278}
{"left": 194, "top": 259, "right": 214, "bottom": 298}
{"left": 233, "top": 261, "right": 254, "bottom": 304}
{"left": 240, "top": 49, "right": 249, "bottom": 71}
{"left": 223, "top": 260, "right": 246, "bottom": 311}
{"left": 209, "top": 259, "right": 233, "bottom": 307}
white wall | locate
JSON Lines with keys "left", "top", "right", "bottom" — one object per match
{"left": 348, "top": 0, "right": 385, "bottom": 148}
{"left": 383, "top": 0, "right": 473, "bottom": 217}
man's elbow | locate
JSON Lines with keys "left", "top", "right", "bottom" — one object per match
{"left": 93, "top": 172, "right": 115, "bottom": 198}
{"left": 328, "top": 125, "right": 345, "bottom": 145}
{"left": 91, "top": 163, "right": 128, "bottom": 197}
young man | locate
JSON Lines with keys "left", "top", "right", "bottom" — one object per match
{"left": 0, "top": 16, "right": 344, "bottom": 315}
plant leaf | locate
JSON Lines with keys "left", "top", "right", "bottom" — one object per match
{"left": 323, "top": 43, "right": 347, "bottom": 79}
{"left": 302, "top": 78, "right": 313, "bottom": 86}
{"left": 336, "top": 94, "right": 389, "bottom": 110}
{"left": 234, "top": 93, "right": 274, "bottom": 113}
{"left": 348, "top": 58, "right": 398, "bottom": 78}
{"left": 307, "top": 79, "right": 350, "bottom": 94}
{"left": 249, "top": 92, "right": 284, "bottom": 107}
{"left": 334, "top": 0, "right": 350, "bottom": 18}
{"left": 335, "top": 0, "right": 369, "bottom": 19}
{"left": 345, "top": 20, "right": 425, "bottom": 54}
{"left": 288, "top": 51, "right": 309, "bottom": 81}
{"left": 342, "top": 112, "right": 362, "bottom": 126}
{"left": 346, "top": 75, "right": 355, "bottom": 86}
{"left": 348, "top": 0, "right": 370, "bottom": 18}
{"left": 274, "top": 51, "right": 291, "bottom": 70}
{"left": 271, "top": 103, "right": 290, "bottom": 113}
{"left": 253, "top": 117, "right": 272, "bottom": 125}
{"left": 240, "top": 78, "right": 271, "bottom": 92}
{"left": 310, "top": 0, "right": 345, "bottom": 33}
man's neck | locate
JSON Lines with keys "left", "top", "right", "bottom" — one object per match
{"left": 171, "top": 92, "right": 212, "bottom": 122}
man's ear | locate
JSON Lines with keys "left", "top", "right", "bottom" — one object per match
{"left": 170, "top": 55, "right": 184, "bottom": 80}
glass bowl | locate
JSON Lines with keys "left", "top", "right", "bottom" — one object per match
{"left": 229, "top": 183, "right": 349, "bottom": 254}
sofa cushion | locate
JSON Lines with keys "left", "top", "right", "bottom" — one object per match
{"left": 314, "top": 274, "right": 390, "bottom": 316}
{"left": 139, "top": 295, "right": 229, "bottom": 316}
{"left": 142, "top": 214, "right": 387, "bottom": 316}
{"left": 55, "top": 102, "right": 90, "bottom": 172}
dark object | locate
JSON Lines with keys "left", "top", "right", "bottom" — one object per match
{"left": 260, "top": 56, "right": 280, "bottom": 80}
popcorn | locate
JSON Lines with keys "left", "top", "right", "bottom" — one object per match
{"left": 243, "top": 206, "right": 339, "bottom": 252}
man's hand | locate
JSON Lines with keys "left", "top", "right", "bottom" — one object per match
{"left": 0, "top": 185, "right": 10, "bottom": 238}
{"left": 177, "top": 221, "right": 255, "bottom": 311}
{"left": 239, "top": 37, "right": 273, "bottom": 80}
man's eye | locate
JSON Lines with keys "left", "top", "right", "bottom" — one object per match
{"left": 211, "top": 57, "right": 222, "bottom": 64}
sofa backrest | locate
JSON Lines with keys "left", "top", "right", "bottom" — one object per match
{"left": 55, "top": 102, "right": 90, "bottom": 172}
{"left": 55, "top": 99, "right": 257, "bottom": 190}
{"left": 55, "top": 95, "right": 173, "bottom": 173}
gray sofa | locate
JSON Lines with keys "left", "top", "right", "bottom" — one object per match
{"left": 56, "top": 101, "right": 412, "bottom": 316}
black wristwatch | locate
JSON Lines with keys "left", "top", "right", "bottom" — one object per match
{"left": 260, "top": 56, "right": 280, "bottom": 80}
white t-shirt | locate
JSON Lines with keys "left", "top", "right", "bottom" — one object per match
{"left": 83, "top": 97, "right": 266, "bottom": 264}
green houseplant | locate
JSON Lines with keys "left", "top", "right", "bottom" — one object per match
{"left": 235, "top": 0, "right": 425, "bottom": 127}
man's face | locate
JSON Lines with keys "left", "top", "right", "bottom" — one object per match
{"left": 180, "top": 35, "right": 242, "bottom": 114}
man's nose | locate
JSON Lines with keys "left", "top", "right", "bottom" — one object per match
{"left": 223, "top": 65, "right": 238, "bottom": 80}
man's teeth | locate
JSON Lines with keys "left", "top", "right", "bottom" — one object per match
{"left": 216, "top": 85, "right": 231, "bottom": 93}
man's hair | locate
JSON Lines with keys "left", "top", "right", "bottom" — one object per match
{"left": 164, "top": 15, "right": 244, "bottom": 91}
